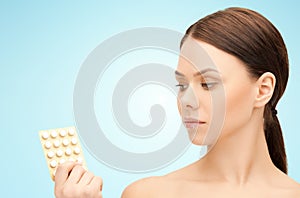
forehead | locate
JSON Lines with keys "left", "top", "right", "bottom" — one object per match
{"left": 176, "top": 39, "right": 247, "bottom": 78}
{"left": 177, "top": 38, "right": 216, "bottom": 74}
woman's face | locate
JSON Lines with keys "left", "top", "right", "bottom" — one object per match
{"left": 176, "top": 39, "right": 257, "bottom": 146}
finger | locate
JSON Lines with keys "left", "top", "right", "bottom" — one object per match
{"left": 78, "top": 171, "right": 94, "bottom": 185}
{"left": 66, "top": 164, "right": 87, "bottom": 184}
{"left": 54, "top": 161, "right": 77, "bottom": 186}
{"left": 90, "top": 176, "right": 103, "bottom": 191}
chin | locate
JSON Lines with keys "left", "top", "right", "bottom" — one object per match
{"left": 187, "top": 129, "right": 209, "bottom": 145}
{"left": 186, "top": 127, "right": 220, "bottom": 146}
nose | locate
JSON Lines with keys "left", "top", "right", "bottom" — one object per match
{"left": 179, "top": 85, "right": 199, "bottom": 110}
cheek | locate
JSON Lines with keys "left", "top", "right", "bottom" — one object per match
{"left": 177, "top": 97, "right": 182, "bottom": 116}
{"left": 223, "top": 84, "right": 255, "bottom": 134}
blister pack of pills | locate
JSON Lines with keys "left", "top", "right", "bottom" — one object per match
{"left": 39, "top": 126, "right": 87, "bottom": 180}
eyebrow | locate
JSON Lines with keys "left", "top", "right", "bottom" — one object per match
{"left": 175, "top": 68, "right": 219, "bottom": 77}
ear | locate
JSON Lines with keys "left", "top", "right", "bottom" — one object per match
{"left": 254, "top": 72, "right": 276, "bottom": 108}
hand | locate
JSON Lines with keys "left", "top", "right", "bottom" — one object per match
{"left": 54, "top": 162, "right": 103, "bottom": 198}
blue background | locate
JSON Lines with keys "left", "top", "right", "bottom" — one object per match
{"left": 1, "top": 1, "right": 299, "bottom": 197}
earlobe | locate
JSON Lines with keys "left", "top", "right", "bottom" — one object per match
{"left": 254, "top": 72, "right": 276, "bottom": 108}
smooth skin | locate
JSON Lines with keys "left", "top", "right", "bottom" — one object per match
{"left": 54, "top": 40, "right": 300, "bottom": 197}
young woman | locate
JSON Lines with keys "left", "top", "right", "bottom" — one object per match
{"left": 54, "top": 7, "right": 300, "bottom": 198}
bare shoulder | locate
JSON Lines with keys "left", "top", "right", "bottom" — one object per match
{"left": 289, "top": 180, "right": 300, "bottom": 196}
{"left": 274, "top": 173, "right": 300, "bottom": 197}
{"left": 121, "top": 163, "right": 200, "bottom": 198}
{"left": 285, "top": 182, "right": 300, "bottom": 198}
{"left": 121, "top": 176, "right": 171, "bottom": 198}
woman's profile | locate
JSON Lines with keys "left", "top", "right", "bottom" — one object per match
{"left": 54, "top": 7, "right": 300, "bottom": 198}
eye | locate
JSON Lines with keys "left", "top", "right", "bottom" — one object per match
{"left": 175, "top": 84, "right": 188, "bottom": 91}
{"left": 201, "top": 82, "right": 218, "bottom": 90}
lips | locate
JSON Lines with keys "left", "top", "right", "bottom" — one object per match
{"left": 183, "top": 118, "right": 205, "bottom": 124}
{"left": 183, "top": 118, "right": 206, "bottom": 128}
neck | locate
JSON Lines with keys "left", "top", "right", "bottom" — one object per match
{"left": 198, "top": 115, "right": 277, "bottom": 186}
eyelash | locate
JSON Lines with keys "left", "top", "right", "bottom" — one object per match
{"left": 175, "top": 84, "right": 188, "bottom": 91}
{"left": 175, "top": 82, "right": 217, "bottom": 91}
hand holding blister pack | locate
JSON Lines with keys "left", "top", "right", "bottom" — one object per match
{"left": 38, "top": 126, "right": 87, "bottom": 181}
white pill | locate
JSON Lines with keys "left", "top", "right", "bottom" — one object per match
{"left": 50, "top": 130, "right": 58, "bottom": 138}
{"left": 68, "top": 128, "right": 75, "bottom": 136}
{"left": 44, "top": 141, "right": 52, "bottom": 149}
{"left": 74, "top": 147, "right": 81, "bottom": 155}
{"left": 53, "top": 140, "right": 60, "bottom": 148}
{"left": 56, "top": 149, "right": 63, "bottom": 157}
{"left": 71, "top": 137, "right": 77, "bottom": 145}
{"left": 65, "top": 148, "right": 72, "bottom": 156}
{"left": 50, "top": 160, "right": 57, "bottom": 168}
{"left": 68, "top": 157, "right": 75, "bottom": 162}
{"left": 42, "top": 131, "right": 49, "bottom": 139}
{"left": 62, "top": 139, "right": 70, "bottom": 146}
{"left": 77, "top": 157, "right": 83, "bottom": 163}
{"left": 59, "top": 130, "right": 66, "bottom": 137}
{"left": 47, "top": 151, "right": 55, "bottom": 159}
{"left": 59, "top": 159, "right": 66, "bottom": 164}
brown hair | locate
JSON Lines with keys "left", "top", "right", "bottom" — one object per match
{"left": 181, "top": 7, "right": 289, "bottom": 173}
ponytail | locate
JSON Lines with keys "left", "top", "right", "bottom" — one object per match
{"left": 264, "top": 105, "right": 287, "bottom": 174}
